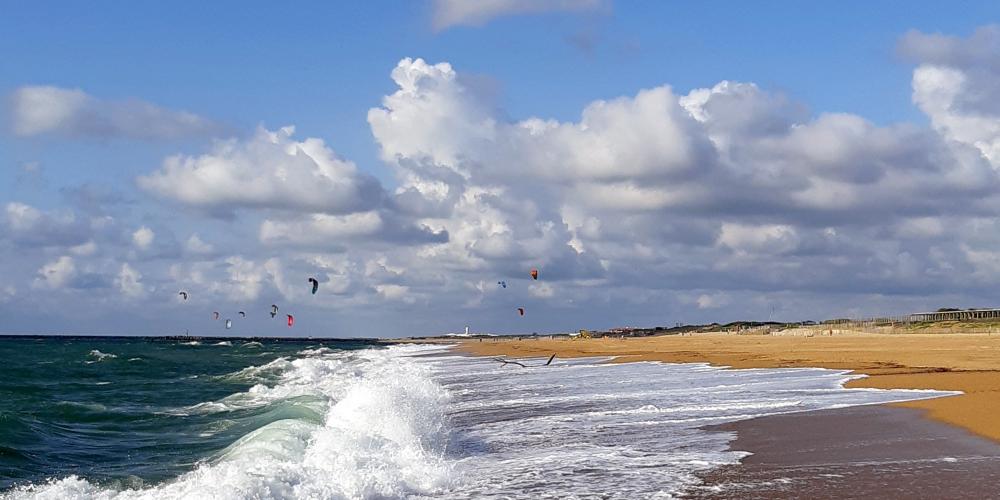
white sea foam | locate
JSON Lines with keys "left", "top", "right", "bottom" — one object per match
{"left": 8, "top": 345, "right": 957, "bottom": 499}
{"left": 411, "top": 350, "right": 955, "bottom": 499}
{"left": 10, "top": 345, "right": 454, "bottom": 500}
{"left": 214, "top": 357, "right": 294, "bottom": 384}
{"left": 213, "top": 341, "right": 232, "bottom": 347}
{"left": 85, "top": 350, "right": 117, "bottom": 363}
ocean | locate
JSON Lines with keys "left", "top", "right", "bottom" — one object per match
{"left": 0, "top": 337, "right": 952, "bottom": 499}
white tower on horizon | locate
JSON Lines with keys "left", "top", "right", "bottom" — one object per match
{"left": 465, "top": 325, "right": 470, "bottom": 336}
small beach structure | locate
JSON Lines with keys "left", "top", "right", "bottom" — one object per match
{"left": 909, "top": 308, "right": 1000, "bottom": 322}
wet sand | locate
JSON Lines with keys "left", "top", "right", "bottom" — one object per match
{"left": 456, "top": 333, "right": 1000, "bottom": 441}
{"left": 686, "top": 405, "right": 1000, "bottom": 499}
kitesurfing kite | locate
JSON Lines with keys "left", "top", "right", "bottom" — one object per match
{"left": 308, "top": 277, "right": 319, "bottom": 295}
{"left": 287, "top": 314, "right": 295, "bottom": 328}
{"left": 517, "top": 307, "right": 525, "bottom": 316}
{"left": 225, "top": 319, "right": 232, "bottom": 329}
{"left": 271, "top": 304, "right": 279, "bottom": 318}
{"left": 498, "top": 281, "right": 507, "bottom": 289}
{"left": 212, "top": 311, "right": 220, "bottom": 320}
{"left": 238, "top": 311, "right": 246, "bottom": 318}
{"left": 530, "top": 268, "right": 538, "bottom": 280}
{"left": 178, "top": 291, "right": 188, "bottom": 300}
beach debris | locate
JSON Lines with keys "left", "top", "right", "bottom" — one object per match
{"left": 308, "top": 277, "right": 319, "bottom": 295}
{"left": 178, "top": 291, "right": 188, "bottom": 300}
{"left": 271, "top": 304, "right": 279, "bottom": 318}
{"left": 492, "top": 354, "right": 557, "bottom": 368}
{"left": 491, "top": 357, "right": 527, "bottom": 368}
{"left": 530, "top": 268, "right": 538, "bottom": 280}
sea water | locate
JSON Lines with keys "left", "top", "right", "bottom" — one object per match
{"left": 0, "top": 338, "right": 953, "bottom": 499}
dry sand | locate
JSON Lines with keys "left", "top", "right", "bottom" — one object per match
{"left": 456, "top": 332, "right": 1000, "bottom": 442}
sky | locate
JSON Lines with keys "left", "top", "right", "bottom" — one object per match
{"left": 4, "top": 1, "right": 1000, "bottom": 336}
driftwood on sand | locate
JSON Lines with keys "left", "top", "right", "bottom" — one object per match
{"left": 492, "top": 357, "right": 527, "bottom": 367}
{"left": 491, "top": 354, "right": 557, "bottom": 368}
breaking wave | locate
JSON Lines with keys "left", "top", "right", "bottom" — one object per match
{"left": 85, "top": 350, "right": 117, "bottom": 363}
{"left": 8, "top": 345, "right": 454, "bottom": 499}
{"left": 4, "top": 345, "right": 956, "bottom": 499}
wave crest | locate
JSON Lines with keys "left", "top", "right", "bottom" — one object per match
{"left": 10, "top": 346, "right": 454, "bottom": 500}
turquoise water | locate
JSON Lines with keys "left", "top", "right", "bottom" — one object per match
{"left": 0, "top": 338, "right": 954, "bottom": 499}
{"left": 0, "top": 336, "right": 379, "bottom": 491}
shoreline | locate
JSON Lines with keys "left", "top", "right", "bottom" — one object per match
{"left": 453, "top": 333, "right": 1000, "bottom": 442}
{"left": 688, "top": 405, "right": 1000, "bottom": 499}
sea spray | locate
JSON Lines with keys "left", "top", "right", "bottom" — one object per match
{"left": 2, "top": 342, "right": 959, "bottom": 499}
{"left": 7, "top": 346, "right": 454, "bottom": 500}
{"left": 86, "top": 350, "right": 117, "bottom": 363}
{"left": 412, "top": 349, "right": 957, "bottom": 499}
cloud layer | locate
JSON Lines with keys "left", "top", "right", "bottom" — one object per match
{"left": 6, "top": 26, "right": 1000, "bottom": 335}
{"left": 9, "top": 86, "right": 222, "bottom": 140}
{"left": 138, "top": 127, "right": 384, "bottom": 216}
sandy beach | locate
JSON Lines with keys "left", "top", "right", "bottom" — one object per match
{"left": 457, "top": 332, "right": 1000, "bottom": 442}
{"left": 456, "top": 332, "right": 1000, "bottom": 496}
{"left": 689, "top": 405, "right": 1000, "bottom": 499}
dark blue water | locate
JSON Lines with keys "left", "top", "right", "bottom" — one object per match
{"left": 0, "top": 336, "right": 380, "bottom": 491}
{"left": 0, "top": 338, "right": 954, "bottom": 499}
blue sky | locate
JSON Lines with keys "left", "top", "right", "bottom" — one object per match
{"left": 3, "top": 1, "right": 991, "bottom": 184}
{"left": 6, "top": 1, "right": 990, "bottom": 182}
{"left": 4, "top": 1, "right": 1000, "bottom": 336}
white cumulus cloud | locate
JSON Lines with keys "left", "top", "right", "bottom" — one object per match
{"left": 696, "top": 293, "right": 728, "bottom": 310}
{"left": 5, "top": 202, "right": 42, "bottom": 230}
{"left": 224, "top": 256, "right": 265, "bottom": 301}
{"left": 15, "top": 27, "right": 1000, "bottom": 333}
{"left": 0, "top": 286, "right": 15, "bottom": 303}
{"left": 717, "top": 223, "right": 799, "bottom": 254}
{"left": 138, "top": 127, "right": 384, "bottom": 216}
{"left": 185, "top": 234, "right": 214, "bottom": 254}
{"left": 115, "top": 263, "right": 146, "bottom": 298}
{"left": 9, "top": 86, "right": 221, "bottom": 140}
{"left": 132, "top": 226, "right": 155, "bottom": 250}
{"left": 33, "top": 256, "right": 76, "bottom": 289}
{"left": 375, "top": 284, "right": 414, "bottom": 303}
{"left": 2, "top": 202, "right": 91, "bottom": 248}
{"left": 899, "top": 26, "right": 1000, "bottom": 169}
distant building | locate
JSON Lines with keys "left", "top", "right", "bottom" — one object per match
{"left": 910, "top": 309, "right": 1000, "bottom": 321}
